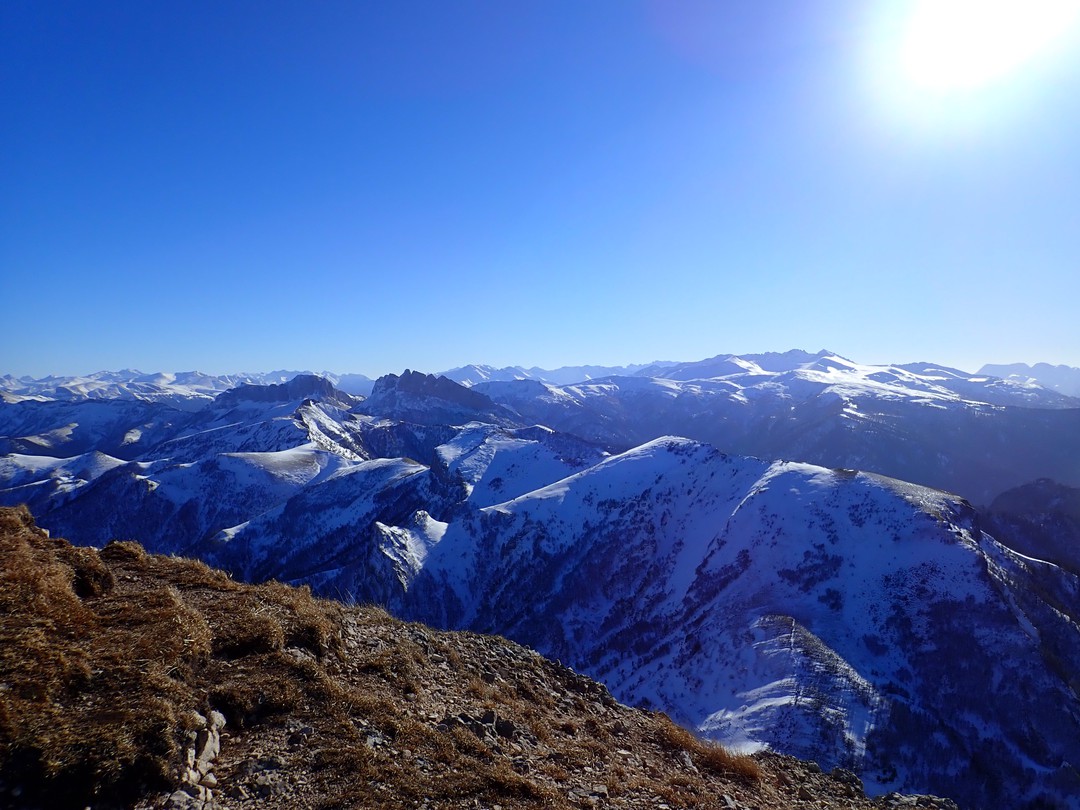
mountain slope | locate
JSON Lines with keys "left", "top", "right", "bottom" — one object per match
{"left": 396, "top": 439, "right": 1080, "bottom": 809}
{"left": 3, "top": 505, "right": 965, "bottom": 810}
{"left": 984, "top": 478, "right": 1080, "bottom": 575}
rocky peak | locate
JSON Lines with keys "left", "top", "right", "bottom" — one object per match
{"left": 363, "top": 370, "right": 520, "bottom": 425}
{"left": 214, "top": 374, "right": 352, "bottom": 408}
{"left": 371, "top": 370, "right": 497, "bottom": 409}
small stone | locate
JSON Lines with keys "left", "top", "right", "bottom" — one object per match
{"left": 254, "top": 773, "right": 280, "bottom": 798}
{"left": 164, "top": 790, "right": 200, "bottom": 810}
{"left": 678, "top": 750, "right": 698, "bottom": 774}
{"left": 495, "top": 718, "right": 517, "bottom": 739}
{"left": 224, "top": 784, "right": 249, "bottom": 800}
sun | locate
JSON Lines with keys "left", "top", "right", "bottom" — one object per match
{"left": 898, "top": 0, "right": 1080, "bottom": 92}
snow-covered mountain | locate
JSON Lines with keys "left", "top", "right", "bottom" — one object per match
{"left": 980, "top": 361, "right": 1080, "bottom": 398}
{"left": 438, "top": 361, "right": 676, "bottom": 387}
{"left": 358, "top": 370, "right": 520, "bottom": 426}
{"left": 4, "top": 356, "right": 1080, "bottom": 807}
{"left": 472, "top": 352, "right": 1080, "bottom": 504}
{"left": 398, "top": 438, "right": 1080, "bottom": 809}
{"left": 0, "top": 368, "right": 375, "bottom": 405}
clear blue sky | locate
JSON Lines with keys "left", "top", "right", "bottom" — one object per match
{"left": 3, "top": 1, "right": 1079, "bottom": 377}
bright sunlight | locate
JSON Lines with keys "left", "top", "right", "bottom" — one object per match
{"left": 899, "top": 0, "right": 1080, "bottom": 92}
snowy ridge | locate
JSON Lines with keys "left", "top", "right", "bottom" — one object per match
{"left": 472, "top": 353, "right": 1080, "bottom": 504}
{"left": 401, "top": 441, "right": 1080, "bottom": 808}
{"left": 979, "top": 361, "right": 1080, "bottom": 398}
{"left": 0, "top": 369, "right": 375, "bottom": 405}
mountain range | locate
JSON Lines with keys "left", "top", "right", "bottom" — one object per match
{"left": 3, "top": 351, "right": 1079, "bottom": 808}
{"left": 980, "top": 362, "right": 1080, "bottom": 398}
{"left": 7, "top": 352, "right": 1079, "bottom": 402}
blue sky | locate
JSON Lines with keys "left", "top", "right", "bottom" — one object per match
{"left": 3, "top": 1, "right": 1079, "bottom": 377}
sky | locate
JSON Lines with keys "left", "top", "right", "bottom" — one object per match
{"left": 3, "top": 1, "right": 1079, "bottom": 378}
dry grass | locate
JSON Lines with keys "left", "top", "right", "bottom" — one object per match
{"left": 0, "top": 505, "right": 347, "bottom": 809}
{"left": 654, "top": 713, "right": 762, "bottom": 781}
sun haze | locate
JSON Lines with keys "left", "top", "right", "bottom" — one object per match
{"left": 898, "top": 0, "right": 1080, "bottom": 92}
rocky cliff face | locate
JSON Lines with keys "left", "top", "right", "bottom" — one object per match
{"left": 0, "top": 506, "right": 960, "bottom": 810}
{"left": 212, "top": 373, "right": 354, "bottom": 410}
{"left": 361, "top": 370, "right": 520, "bottom": 426}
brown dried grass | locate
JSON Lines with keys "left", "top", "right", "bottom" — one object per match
{"left": 0, "top": 506, "right": 347, "bottom": 808}
{"left": 655, "top": 713, "right": 762, "bottom": 781}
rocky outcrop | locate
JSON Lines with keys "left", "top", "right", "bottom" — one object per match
{"left": 362, "top": 370, "right": 520, "bottom": 426}
{"left": 213, "top": 374, "right": 352, "bottom": 409}
{"left": 166, "top": 710, "right": 226, "bottom": 810}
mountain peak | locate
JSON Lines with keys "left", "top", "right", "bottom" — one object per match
{"left": 363, "top": 370, "right": 518, "bottom": 425}
{"left": 214, "top": 374, "right": 352, "bottom": 408}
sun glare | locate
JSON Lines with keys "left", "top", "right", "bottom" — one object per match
{"left": 899, "top": 0, "right": 1080, "bottom": 92}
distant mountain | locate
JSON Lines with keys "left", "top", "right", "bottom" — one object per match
{"left": 436, "top": 364, "right": 535, "bottom": 386}
{"left": 332, "top": 372, "right": 376, "bottom": 396}
{"left": 214, "top": 373, "right": 355, "bottom": 409}
{"left": 980, "top": 361, "right": 1080, "bottom": 398}
{"left": 472, "top": 352, "right": 1080, "bottom": 504}
{"left": 438, "top": 361, "right": 677, "bottom": 387}
{"left": 0, "top": 369, "right": 375, "bottom": 406}
{"left": 358, "top": 370, "right": 520, "bottom": 427}
{"left": 646, "top": 348, "right": 834, "bottom": 380}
